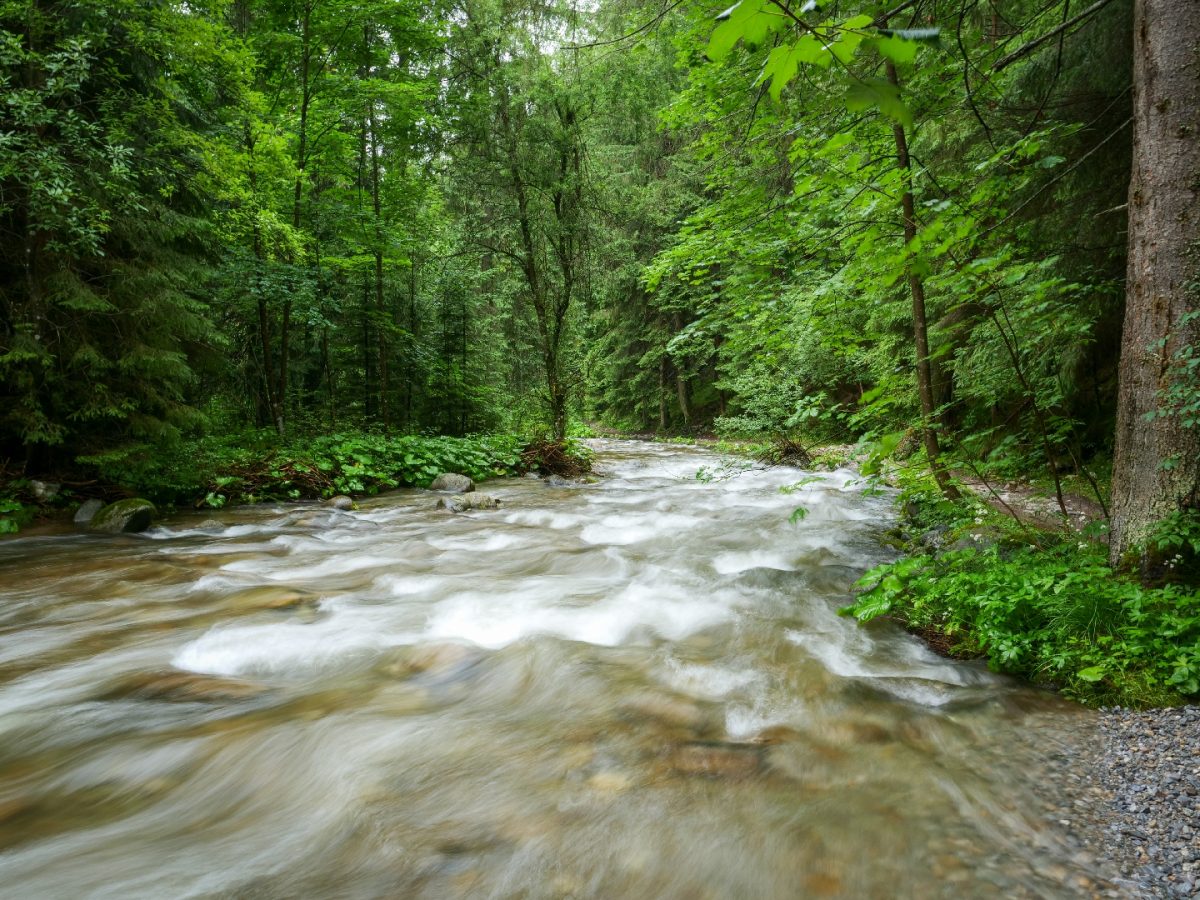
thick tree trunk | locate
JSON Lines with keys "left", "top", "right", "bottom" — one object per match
{"left": 1109, "top": 0, "right": 1200, "bottom": 566}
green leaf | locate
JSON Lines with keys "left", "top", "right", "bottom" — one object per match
{"left": 844, "top": 77, "right": 912, "bottom": 127}
{"left": 871, "top": 34, "right": 919, "bottom": 64}
{"left": 1076, "top": 666, "right": 1106, "bottom": 683}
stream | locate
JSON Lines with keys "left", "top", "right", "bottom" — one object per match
{"left": 0, "top": 440, "right": 1111, "bottom": 898}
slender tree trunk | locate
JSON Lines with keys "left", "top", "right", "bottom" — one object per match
{"left": 658, "top": 353, "right": 668, "bottom": 431}
{"left": 368, "top": 100, "right": 388, "bottom": 427}
{"left": 885, "top": 60, "right": 960, "bottom": 501}
{"left": 1109, "top": 0, "right": 1200, "bottom": 567}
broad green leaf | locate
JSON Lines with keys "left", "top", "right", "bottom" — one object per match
{"left": 844, "top": 77, "right": 912, "bottom": 127}
{"left": 871, "top": 34, "right": 918, "bottom": 64}
{"left": 1077, "top": 666, "right": 1106, "bottom": 683}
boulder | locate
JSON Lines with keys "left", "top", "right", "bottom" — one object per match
{"left": 436, "top": 493, "right": 499, "bottom": 512}
{"left": 73, "top": 498, "right": 105, "bottom": 525}
{"left": 30, "top": 480, "right": 60, "bottom": 502}
{"left": 430, "top": 472, "right": 475, "bottom": 493}
{"left": 326, "top": 495, "right": 354, "bottom": 510}
{"left": 89, "top": 499, "right": 156, "bottom": 534}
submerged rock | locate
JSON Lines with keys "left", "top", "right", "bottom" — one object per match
{"left": 73, "top": 498, "right": 105, "bottom": 525}
{"left": 430, "top": 472, "right": 475, "bottom": 493}
{"left": 435, "top": 493, "right": 499, "bottom": 512}
{"left": 108, "top": 671, "right": 266, "bottom": 703}
{"left": 383, "top": 642, "right": 481, "bottom": 678}
{"left": 89, "top": 499, "right": 156, "bottom": 534}
{"left": 224, "top": 585, "right": 317, "bottom": 612}
{"left": 326, "top": 495, "right": 355, "bottom": 510}
{"left": 619, "top": 692, "right": 710, "bottom": 731}
{"left": 667, "top": 741, "right": 764, "bottom": 779}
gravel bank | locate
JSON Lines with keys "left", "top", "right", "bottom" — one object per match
{"left": 1072, "top": 706, "right": 1200, "bottom": 898}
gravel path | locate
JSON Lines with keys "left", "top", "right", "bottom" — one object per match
{"left": 1070, "top": 706, "right": 1200, "bottom": 897}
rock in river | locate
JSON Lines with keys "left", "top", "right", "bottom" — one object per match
{"left": 89, "top": 499, "right": 156, "bottom": 534}
{"left": 107, "top": 671, "right": 266, "bottom": 703}
{"left": 326, "top": 495, "right": 355, "bottom": 510}
{"left": 667, "top": 741, "right": 765, "bottom": 779}
{"left": 430, "top": 472, "right": 475, "bottom": 493}
{"left": 73, "top": 498, "right": 105, "bottom": 525}
{"left": 436, "top": 493, "right": 499, "bottom": 512}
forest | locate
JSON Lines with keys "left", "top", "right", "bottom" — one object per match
{"left": 1, "top": 0, "right": 1199, "bottom": 706}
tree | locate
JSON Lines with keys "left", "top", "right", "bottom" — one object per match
{"left": 1108, "top": 0, "right": 1200, "bottom": 566}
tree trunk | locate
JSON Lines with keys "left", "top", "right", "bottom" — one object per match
{"left": 658, "top": 353, "right": 668, "bottom": 431}
{"left": 885, "top": 60, "right": 960, "bottom": 501}
{"left": 1109, "top": 0, "right": 1200, "bottom": 566}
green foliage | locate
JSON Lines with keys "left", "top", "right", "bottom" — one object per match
{"left": 0, "top": 496, "right": 30, "bottom": 534}
{"left": 75, "top": 431, "right": 531, "bottom": 508}
{"left": 844, "top": 539, "right": 1200, "bottom": 704}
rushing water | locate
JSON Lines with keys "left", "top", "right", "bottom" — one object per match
{"left": 0, "top": 441, "right": 1110, "bottom": 898}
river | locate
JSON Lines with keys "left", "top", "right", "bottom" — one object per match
{"left": 0, "top": 440, "right": 1111, "bottom": 898}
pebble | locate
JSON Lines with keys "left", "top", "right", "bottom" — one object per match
{"left": 1063, "top": 705, "right": 1200, "bottom": 897}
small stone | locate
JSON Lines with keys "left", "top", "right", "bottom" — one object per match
{"left": 326, "top": 495, "right": 354, "bottom": 510}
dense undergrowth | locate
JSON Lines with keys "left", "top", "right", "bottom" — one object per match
{"left": 0, "top": 431, "right": 593, "bottom": 531}
{"left": 844, "top": 468, "right": 1200, "bottom": 707}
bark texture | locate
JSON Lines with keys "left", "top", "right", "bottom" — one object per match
{"left": 1109, "top": 0, "right": 1200, "bottom": 565}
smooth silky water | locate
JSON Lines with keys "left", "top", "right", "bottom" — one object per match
{"left": 0, "top": 441, "right": 1109, "bottom": 898}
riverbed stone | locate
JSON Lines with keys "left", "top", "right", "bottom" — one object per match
{"left": 89, "top": 498, "right": 156, "bottom": 534}
{"left": 619, "top": 692, "right": 710, "bottom": 731}
{"left": 667, "top": 741, "right": 764, "bottom": 778}
{"left": 73, "top": 498, "right": 105, "bottom": 525}
{"left": 224, "top": 585, "right": 316, "bottom": 612}
{"left": 326, "top": 495, "right": 354, "bottom": 510}
{"left": 430, "top": 473, "right": 475, "bottom": 493}
{"left": 110, "top": 671, "right": 265, "bottom": 702}
{"left": 436, "top": 493, "right": 499, "bottom": 512}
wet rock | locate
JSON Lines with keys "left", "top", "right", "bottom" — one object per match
{"left": 667, "top": 741, "right": 764, "bottom": 779}
{"left": 109, "top": 671, "right": 266, "bottom": 703}
{"left": 384, "top": 642, "right": 481, "bottom": 678}
{"left": 436, "top": 494, "right": 499, "bottom": 512}
{"left": 30, "top": 480, "right": 60, "bottom": 502}
{"left": 430, "top": 473, "right": 475, "bottom": 493}
{"left": 586, "top": 770, "right": 633, "bottom": 794}
{"left": 89, "top": 498, "right": 156, "bottom": 534}
{"left": 196, "top": 519, "right": 225, "bottom": 532}
{"left": 224, "top": 585, "right": 317, "bottom": 612}
{"left": 326, "top": 495, "right": 354, "bottom": 510}
{"left": 73, "top": 498, "right": 105, "bottom": 525}
{"left": 543, "top": 475, "right": 575, "bottom": 488}
{"left": 619, "top": 692, "right": 710, "bottom": 731}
